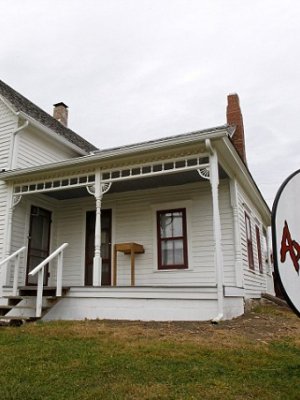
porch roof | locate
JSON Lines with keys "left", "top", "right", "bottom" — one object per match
{"left": 0, "top": 125, "right": 230, "bottom": 181}
{"left": 0, "top": 123, "right": 271, "bottom": 223}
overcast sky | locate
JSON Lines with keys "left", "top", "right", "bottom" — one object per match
{"left": 1, "top": 0, "right": 300, "bottom": 207}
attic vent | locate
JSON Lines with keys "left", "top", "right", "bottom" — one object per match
{"left": 53, "top": 102, "right": 68, "bottom": 127}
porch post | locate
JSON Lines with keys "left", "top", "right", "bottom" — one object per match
{"left": 93, "top": 170, "right": 103, "bottom": 286}
{"left": 1, "top": 186, "right": 14, "bottom": 289}
{"left": 206, "top": 139, "right": 224, "bottom": 320}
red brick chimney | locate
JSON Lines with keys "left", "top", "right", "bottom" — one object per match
{"left": 53, "top": 102, "right": 68, "bottom": 127}
{"left": 226, "top": 94, "right": 247, "bottom": 164}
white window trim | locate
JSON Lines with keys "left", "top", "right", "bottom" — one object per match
{"left": 151, "top": 200, "right": 193, "bottom": 272}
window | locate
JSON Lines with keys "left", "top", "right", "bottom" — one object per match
{"left": 256, "top": 225, "right": 263, "bottom": 273}
{"left": 245, "top": 212, "right": 254, "bottom": 270}
{"left": 157, "top": 208, "right": 188, "bottom": 269}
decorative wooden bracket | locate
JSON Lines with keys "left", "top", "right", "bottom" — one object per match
{"left": 197, "top": 167, "right": 210, "bottom": 180}
{"left": 86, "top": 182, "right": 112, "bottom": 197}
{"left": 12, "top": 194, "right": 22, "bottom": 208}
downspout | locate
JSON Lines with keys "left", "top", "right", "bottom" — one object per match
{"left": 205, "top": 139, "right": 224, "bottom": 323}
{"left": 9, "top": 119, "right": 29, "bottom": 170}
{"left": 1, "top": 119, "right": 28, "bottom": 285}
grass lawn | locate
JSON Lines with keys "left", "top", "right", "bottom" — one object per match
{"left": 1, "top": 303, "right": 300, "bottom": 400}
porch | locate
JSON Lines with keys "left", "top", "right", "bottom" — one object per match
{"left": 0, "top": 285, "right": 244, "bottom": 322}
{"left": 0, "top": 139, "right": 243, "bottom": 321}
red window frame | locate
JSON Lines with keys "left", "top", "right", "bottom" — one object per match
{"left": 245, "top": 212, "right": 254, "bottom": 270}
{"left": 157, "top": 208, "right": 188, "bottom": 270}
{"left": 255, "top": 225, "right": 263, "bottom": 273}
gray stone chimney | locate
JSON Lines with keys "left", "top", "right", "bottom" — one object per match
{"left": 53, "top": 102, "right": 68, "bottom": 127}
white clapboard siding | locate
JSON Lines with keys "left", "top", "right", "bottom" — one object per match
{"left": 237, "top": 183, "right": 267, "bottom": 298}
{"left": 52, "top": 179, "right": 235, "bottom": 287}
{"left": 9, "top": 200, "right": 28, "bottom": 285}
{"left": 15, "top": 127, "right": 78, "bottom": 168}
{"left": 107, "top": 183, "right": 211, "bottom": 286}
{"left": 0, "top": 101, "right": 17, "bottom": 260}
{"left": 7, "top": 179, "right": 236, "bottom": 288}
{"left": 55, "top": 198, "right": 94, "bottom": 286}
{"left": 219, "top": 183, "right": 235, "bottom": 286}
{"left": 0, "top": 100, "right": 16, "bottom": 170}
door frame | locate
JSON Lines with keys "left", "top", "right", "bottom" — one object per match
{"left": 84, "top": 208, "right": 112, "bottom": 286}
{"left": 26, "top": 205, "right": 52, "bottom": 286}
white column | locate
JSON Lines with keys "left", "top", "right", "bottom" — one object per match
{"left": 1, "top": 186, "right": 14, "bottom": 288}
{"left": 209, "top": 147, "right": 224, "bottom": 319}
{"left": 5, "top": 186, "right": 14, "bottom": 257}
{"left": 93, "top": 170, "right": 102, "bottom": 286}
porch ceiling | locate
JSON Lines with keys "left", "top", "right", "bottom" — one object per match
{"left": 45, "top": 167, "right": 228, "bottom": 200}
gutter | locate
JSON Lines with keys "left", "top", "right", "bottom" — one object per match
{"left": 17, "top": 111, "right": 88, "bottom": 156}
{"left": 0, "top": 128, "right": 229, "bottom": 181}
{"left": 0, "top": 95, "right": 88, "bottom": 157}
{"left": 9, "top": 120, "right": 29, "bottom": 169}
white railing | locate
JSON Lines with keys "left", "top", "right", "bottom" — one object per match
{"left": 0, "top": 246, "right": 27, "bottom": 297}
{"left": 29, "top": 243, "right": 69, "bottom": 318}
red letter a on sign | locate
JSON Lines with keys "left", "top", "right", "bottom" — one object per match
{"left": 280, "top": 220, "right": 300, "bottom": 274}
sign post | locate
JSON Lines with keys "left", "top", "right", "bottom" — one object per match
{"left": 272, "top": 169, "right": 300, "bottom": 317}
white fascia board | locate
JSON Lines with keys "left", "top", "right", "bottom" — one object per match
{"left": 0, "top": 127, "right": 229, "bottom": 180}
{"left": 17, "top": 111, "right": 88, "bottom": 156}
{"left": 0, "top": 95, "right": 19, "bottom": 115}
{"left": 0, "top": 97, "right": 88, "bottom": 156}
{"left": 216, "top": 136, "right": 271, "bottom": 224}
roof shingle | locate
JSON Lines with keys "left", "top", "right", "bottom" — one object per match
{"left": 0, "top": 80, "right": 97, "bottom": 153}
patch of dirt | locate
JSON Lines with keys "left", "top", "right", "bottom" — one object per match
{"left": 92, "top": 300, "right": 300, "bottom": 346}
{"left": 22, "top": 299, "right": 300, "bottom": 348}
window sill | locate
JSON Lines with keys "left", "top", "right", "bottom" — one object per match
{"left": 248, "top": 268, "right": 264, "bottom": 276}
{"left": 154, "top": 268, "right": 192, "bottom": 273}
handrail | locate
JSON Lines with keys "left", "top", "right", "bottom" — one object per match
{"left": 29, "top": 243, "right": 69, "bottom": 277}
{"left": 0, "top": 246, "right": 26, "bottom": 297}
{"left": 29, "top": 242, "right": 69, "bottom": 318}
{"left": 0, "top": 246, "right": 26, "bottom": 267}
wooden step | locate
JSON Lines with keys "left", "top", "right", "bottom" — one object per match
{"left": 0, "top": 305, "right": 13, "bottom": 310}
{"left": 18, "top": 286, "right": 69, "bottom": 297}
{"left": 0, "top": 287, "right": 68, "bottom": 325}
{"left": 3, "top": 296, "right": 23, "bottom": 306}
{"left": 0, "top": 315, "right": 39, "bottom": 326}
{"left": 12, "top": 305, "right": 50, "bottom": 310}
{"left": 0, "top": 305, "right": 12, "bottom": 316}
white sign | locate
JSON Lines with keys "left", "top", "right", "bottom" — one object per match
{"left": 272, "top": 169, "right": 300, "bottom": 317}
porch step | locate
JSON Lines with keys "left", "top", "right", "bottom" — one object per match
{"left": 0, "top": 305, "right": 13, "bottom": 316}
{"left": 0, "top": 287, "right": 69, "bottom": 325}
{"left": 0, "top": 315, "right": 39, "bottom": 326}
{"left": 3, "top": 296, "right": 23, "bottom": 306}
{"left": 18, "top": 286, "right": 70, "bottom": 297}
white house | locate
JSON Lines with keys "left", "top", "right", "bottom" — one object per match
{"left": 0, "top": 80, "right": 273, "bottom": 323}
